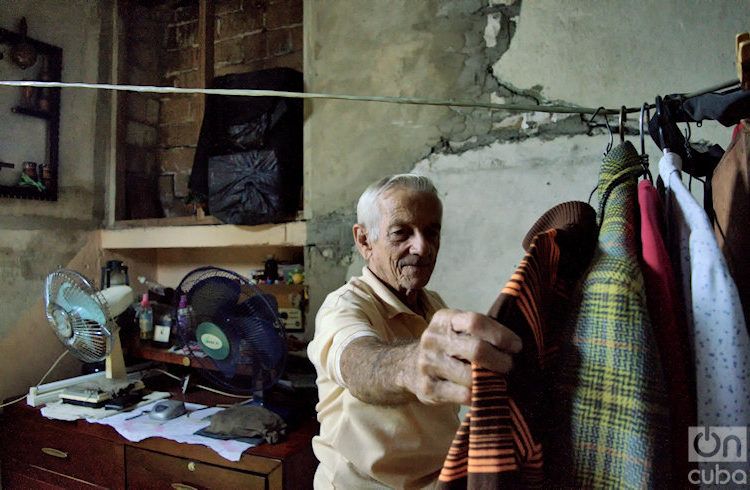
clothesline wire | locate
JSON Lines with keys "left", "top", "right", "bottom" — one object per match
{"left": 0, "top": 78, "right": 739, "bottom": 116}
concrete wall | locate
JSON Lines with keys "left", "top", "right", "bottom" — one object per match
{"left": 304, "top": 0, "right": 748, "bottom": 324}
{"left": 0, "top": 1, "right": 109, "bottom": 401}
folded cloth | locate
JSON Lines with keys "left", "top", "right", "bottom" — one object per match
{"left": 202, "top": 405, "right": 287, "bottom": 444}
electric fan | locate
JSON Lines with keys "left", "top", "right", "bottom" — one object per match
{"left": 31, "top": 269, "right": 144, "bottom": 405}
{"left": 175, "top": 266, "right": 287, "bottom": 397}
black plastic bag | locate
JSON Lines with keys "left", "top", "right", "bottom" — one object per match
{"left": 189, "top": 68, "right": 303, "bottom": 225}
{"left": 208, "top": 150, "right": 285, "bottom": 225}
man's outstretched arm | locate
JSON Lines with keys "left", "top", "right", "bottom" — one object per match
{"left": 340, "top": 309, "right": 522, "bottom": 406}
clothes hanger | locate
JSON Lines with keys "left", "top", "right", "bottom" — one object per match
{"left": 586, "top": 107, "right": 614, "bottom": 204}
{"left": 639, "top": 103, "right": 654, "bottom": 182}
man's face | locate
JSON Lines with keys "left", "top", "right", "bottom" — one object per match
{"left": 365, "top": 187, "right": 442, "bottom": 296}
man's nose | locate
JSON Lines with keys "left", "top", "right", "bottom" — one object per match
{"left": 409, "top": 231, "right": 430, "bottom": 256}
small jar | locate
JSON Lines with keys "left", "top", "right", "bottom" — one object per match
{"left": 22, "top": 161, "right": 38, "bottom": 180}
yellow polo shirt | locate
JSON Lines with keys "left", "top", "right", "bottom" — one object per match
{"left": 307, "top": 267, "right": 460, "bottom": 489}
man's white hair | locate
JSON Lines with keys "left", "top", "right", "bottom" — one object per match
{"left": 356, "top": 173, "right": 441, "bottom": 241}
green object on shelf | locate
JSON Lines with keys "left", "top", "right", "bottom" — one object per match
{"left": 18, "top": 172, "right": 45, "bottom": 191}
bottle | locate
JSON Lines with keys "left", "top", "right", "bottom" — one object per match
{"left": 138, "top": 292, "right": 153, "bottom": 341}
{"left": 176, "top": 294, "right": 191, "bottom": 343}
{"left": 153, "top": 313, "right": 173, "bottom": 347}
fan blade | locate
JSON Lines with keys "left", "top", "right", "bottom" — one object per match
{"left": 188, "top": 276, "right": 241, "bottom": 318}
{"left": 56, "top": 282, "right": 107, "bottom": 325}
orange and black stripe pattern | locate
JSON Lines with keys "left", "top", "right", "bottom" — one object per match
{"left": 438, "top": 202, "right": 597, "bottom": 489}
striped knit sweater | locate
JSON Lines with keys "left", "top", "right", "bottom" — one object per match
{"left": 438, "top": 201, "right": 598, "bottom": 489}
{"left": 549, "top": 142, "right": 673, "bottom": 488}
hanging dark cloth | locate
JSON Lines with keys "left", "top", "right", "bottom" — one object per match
{"left": 188, "top": 68, "right": 303, "bottom": 225}
{"left": 712, "top": 120, "right": 750, "bottom": 327}
{"left": 437, "top": 202, "right": 597, "bottom": 489}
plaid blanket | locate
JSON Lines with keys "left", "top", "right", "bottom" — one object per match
{"left": 549, "top": 142, "right": 673, "bottom": 488}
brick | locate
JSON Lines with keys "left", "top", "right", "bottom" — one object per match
{"left": 158, "top": 147, "right": 196, "bottom": 173}
{"left": 243, "top": 0, "right": 269, "bottom": 13}
{"left": 265, "top": 0, "right": 302, "bottom": 30}
{"left": 159, "top": 95, "right": 195, "bottom": 125}
{"left": 127, "top": 95, "right": 159, "bottom": 125}
{"left": 169, "top": 69, "right": 202, "bottom": 88}
{"left": 267, "top": 28, "right": 292, "bottom": 57}
{"left": 126, "top": 121, "right": 158, "bottom": 147}
{"left": 127, "top": 40, "right": 159, "bottom": 72}
{"left": 125, "top": 146, "right": 157, "bottom": 173}
{"left": 265, "top": 50, "right": 302, "bottom": 72}
{"left": 216, "top": 6, "right": 263, "bottom": 40}
{"left": 165, "top": 21, "right": 198, "bottom": 50}
{"left": 146, "top": 98, "right": 160, "bottom": 125}
{"left": 215, "top": 33, "right": 265, "bottom": 65}
{"left": 165, "top": 47, "right": 199, "bottom": 76}
{"left": 214, "top": 37, "right": 244, "bottom": 65}
{"left": 128, "top": 65, "right": 162, "bottom": 86}
{"left": 173, "top": 3, "right": 199, "bottom": 24}
{"left": 241, "top": 31, "right": 268, "bottom": 61}
{"left": 161, "top": 121, "right": 200, "bottom": 147}
{"left": 214, "top": 59, "right": 266, "bottom": 77}
{"left": 290, "top": 25, "right": 303, "bottom": 51}
{"left": 216, "top": 0, "right": 243, "bottom": 15}
{"left": 127, "top": 93, "right": 147, "bottom": 123}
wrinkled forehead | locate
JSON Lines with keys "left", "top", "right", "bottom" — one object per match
{"left": 378, "top": 187, "right": 443, "bottom": 226}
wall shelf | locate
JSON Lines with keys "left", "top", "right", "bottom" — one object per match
{"left": 100, "top": 220, "right": 307, "bottom": 250}
{"left": 11, "top": 106, "right": 54, "bottom": 120}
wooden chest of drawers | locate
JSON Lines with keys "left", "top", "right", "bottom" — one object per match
{"left": 0, "top": 402, "right": 317, "bottom": 489}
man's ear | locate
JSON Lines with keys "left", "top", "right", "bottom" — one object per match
{"left": 352, "top": 224, "right": 372, "bottom": 260}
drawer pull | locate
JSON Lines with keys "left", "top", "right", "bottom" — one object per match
{"left": 171, "top": 484, "right": 198, "bottom": 490}
{"left": 41, "top": 447, "right": 68, "bottom": 459}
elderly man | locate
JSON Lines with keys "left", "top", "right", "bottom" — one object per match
{"left": 307, "top": 174, "right": 522, "bottom": 489}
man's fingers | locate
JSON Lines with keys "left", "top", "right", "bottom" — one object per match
{"left": 417, "top": 379, "right": 471, "bottom": 405}
{"left": 444, "top": 335, "right": 514, "bottom": 373}
{"left": 447, "top": 310, "right": 522, "bottom": 353}
{"left": 423, "top": 354, "right": 472, "bottom": 388}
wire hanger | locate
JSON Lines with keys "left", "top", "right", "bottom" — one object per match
{"left": 639, "top": 103, "right": 653, "bottom": 182}
{"left": 584, "top": 106, "right": 614, "bottom": 157}
{"left": 618, "top": 106, "right": 627, "bottom": 143}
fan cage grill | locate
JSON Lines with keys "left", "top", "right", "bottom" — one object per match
{"left": 44, "top": 269, "right": 114, "bottom": 363}
{"left": 175, "top": 266, "right": 288, "bottom": 395}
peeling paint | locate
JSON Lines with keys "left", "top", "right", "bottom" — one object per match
{"left": 483, "top": 13, "right": 502, "bottom": 48}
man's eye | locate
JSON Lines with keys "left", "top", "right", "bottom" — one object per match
{"left": 390, "top": 229, "right": 408, "bottom": 239}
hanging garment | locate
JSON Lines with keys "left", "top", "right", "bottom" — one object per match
{"left": 437, "top": 201, "right": 598, "bottom": 489}
{"left": 658, "top": 150, "right": 750, "bottom": 428}
{"left": 551, "top": 142, "right": 672, "bottom": 488}
{"left": 637, "top": 179, "right": 696, "bottom": 478}
{"left": 711, "top": 120, "right": 750, "bottom": 327}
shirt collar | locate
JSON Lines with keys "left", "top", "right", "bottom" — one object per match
{"left": 360, "top": 266, "right": 431, "bottom": 319}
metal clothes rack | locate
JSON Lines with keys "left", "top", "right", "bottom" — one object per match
{"left": 0, "top": 78, "right": 740, "bottom": 116}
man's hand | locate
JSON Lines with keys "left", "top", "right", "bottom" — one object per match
{"left": 340, "top": 309, "right": 522, "bottom": 406}
{"left": 401, "top": 309, "right": 522, "bottom": 405}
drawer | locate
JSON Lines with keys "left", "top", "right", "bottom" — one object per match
{"left": 126, "top": 446, "right": 267, "bottom": 489}
{"left": 3, "top": 419, "right": 124, "bottom": 489}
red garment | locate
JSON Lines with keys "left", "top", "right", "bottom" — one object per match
{"left": 637, "top": 179, "right": 696, "bottom": 477}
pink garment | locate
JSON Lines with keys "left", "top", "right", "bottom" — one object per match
{"left": 637, "top": 179, "right": 695, "bottom": 476}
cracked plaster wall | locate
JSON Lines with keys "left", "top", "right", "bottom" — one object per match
{"left": 0, "top": 1, "right": 108, "bottom": 400}
{"left": 304, "top": 0, "right": 748, "bottom": 328}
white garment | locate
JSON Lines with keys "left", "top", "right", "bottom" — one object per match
{"left": 659, "top": 151, "right": 750, "bottom": 477}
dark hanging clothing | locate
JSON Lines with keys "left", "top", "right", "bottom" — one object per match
{"left": 437, "top": 201, "right": 597, "bottom": 489}
{"left": 712, "top": 119, "right": 750, "bottom": 327}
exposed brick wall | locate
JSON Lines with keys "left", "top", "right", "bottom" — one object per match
{"left": 122, "top": 3, "right": 164, "bottom": 219}
{"left": 151, "top": 0, "right": 303, "bottom": 218}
